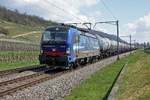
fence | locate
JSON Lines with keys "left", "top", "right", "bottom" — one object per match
{"left": 0, "top": 39, "right": 40, "bottom": 63}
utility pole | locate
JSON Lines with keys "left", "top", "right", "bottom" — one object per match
{"left": 133, "top": 40, "right": 136, "bottom": 49}
{"left": 120, "top": 35, "right": 135, "bottom": 51}
{"left": 130, "top": 35, "right": 131, "bottom": 54}
{"left": 116, "top": 20, "right": 119, "bottom": 60}
{"left": 93, "top": 20, "right": 120, "bottom": 60}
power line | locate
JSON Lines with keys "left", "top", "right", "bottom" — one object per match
{"left": 43, "top": 0, "right": 86, "bottom": 22}
{"left": 56, "top": 1, "right": 91, "bottom": 22}
{"left": 32, "top": 1, "right": 70, "bottom": 22}
{"left": 100, "top": 0, "right": 117, "bottom": 20}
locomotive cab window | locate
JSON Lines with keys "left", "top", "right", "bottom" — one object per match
{"left": 42, "top": 30, "right": 67, "bottom": 42}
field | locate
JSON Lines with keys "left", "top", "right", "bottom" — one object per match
{"left": 64, "top": 50, "right": 150, "bottom": 100}
{"left": 0, "top": 19, "right": 41, "bottom": 70}
{"left": 115, "top": 51, "right": 150, "bottom": 100}
{"left": 0, "top": 19, "right": 42, "bottom": 43}
{"left": 0, "top": 51, "right": 39, "bottom": 71}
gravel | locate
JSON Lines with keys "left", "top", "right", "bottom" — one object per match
{"left": 0, "top": 52, "right": 132, "bottom": 100}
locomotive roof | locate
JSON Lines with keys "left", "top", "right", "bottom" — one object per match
{"left": 89, "top": 30, "right": 127, "bottom": 43}
{"left": 77, "top": 28, "right": 127, "bottom": 43}
{"left": 47, "top": 24, "right": 128, "bottom": 43}
{"left": 46, "top": 25, "right": 69, "bottom": 31}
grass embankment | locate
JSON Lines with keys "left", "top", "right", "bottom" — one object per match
{"left": 0, "top": 19, "right": 42, "bottom": 43}
{"left": 64, "top": 51, "right": 148, "bottom": 100}
{"left": 115, "top": 51, "right": 150, "bottom": 100}
{"left": 0, "top": 51, "right": 39, "bottom": 71}
{"left": 0, "top": 60, "right": 38, "bottom": 71}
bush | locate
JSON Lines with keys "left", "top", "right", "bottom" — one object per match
{"left": 144, "top": 47, "right": 150, "bottom": 53}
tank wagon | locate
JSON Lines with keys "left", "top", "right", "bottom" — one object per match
{"left": 39, "top": 24, "right": 133, "bottom": 69}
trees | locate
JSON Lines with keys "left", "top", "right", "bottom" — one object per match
{"left": 0, "top": 6, "right": 56, "bottom": 27}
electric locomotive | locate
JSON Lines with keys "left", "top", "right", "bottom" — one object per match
{"left": 39, "top": 25, "right": 100, "bottom": 69}
{"left": 39, "top": 24, "right": 132, "bottom": 69}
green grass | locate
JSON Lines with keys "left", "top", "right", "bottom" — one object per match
{"left": 0, "top": 51, "right": 39, "bottom": 71}
{"left": 14, "top": 32, "right": 42, "bottom": 44}
{"left": 0, "top": 19, "right": 38, "bottom": 36}
{"left": 0, "top": 51, "right": 39, "bottom": 56}
{"left": 0, "top": 19, "right": 43, "bottom": 43}
{"left": 115, "top": 51, "right": 150, "bottom": 100}
{"left": 64, "top": 51, "right": 141, "bottom": 100}
{"left": 0, "top": 60, "right": 39, "bottom": 71}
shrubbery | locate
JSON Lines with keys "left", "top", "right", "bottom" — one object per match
{"left": 0, "top": 6, "right": 56, "bottom": 27}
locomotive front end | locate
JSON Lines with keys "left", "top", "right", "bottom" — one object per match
{"left": 39, "top": 27, "right": 69, "bottom": 68}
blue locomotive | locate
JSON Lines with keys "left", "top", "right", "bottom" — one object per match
{"left": 39, "top": 24, "right": 132, "bottom": 69}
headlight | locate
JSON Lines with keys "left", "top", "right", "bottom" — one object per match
{"left": 40, "top": 50, "right": 43, "bottom": 54}
{"left": 66, "top": 48, "right": 70, "bottom": 54}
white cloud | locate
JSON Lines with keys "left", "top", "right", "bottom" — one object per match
{"left": 0, "top": 0, "right": 100, "bottom": 23}
{"left": 126, "top": 13, "right": 150, "bottom": 43}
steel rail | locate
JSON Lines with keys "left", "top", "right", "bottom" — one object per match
{"left": 0, "top": 69, "right": 68, "bottom": 97}
{"left": 0, "top": 72, "right": 46, "bottom": 87}
{"left": 0, "top": 64, "right": 47, "bottom": 77}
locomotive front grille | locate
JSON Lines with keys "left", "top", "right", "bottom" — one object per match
{"left": 44, "top": 55, "right": 67, "bottom": 66}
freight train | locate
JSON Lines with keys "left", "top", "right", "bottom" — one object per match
{"left": 39, "top": 24, "right": 134, "bottom": 69}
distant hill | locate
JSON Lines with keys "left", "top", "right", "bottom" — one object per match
{"left": 0, "top": 6, "right": 57, "bottom": 43}
{"left": 0, "top": 6, "right": 56, "bottom": 27}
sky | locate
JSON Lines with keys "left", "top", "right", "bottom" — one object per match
{"left": 0, "top": 0, "right": 150, "bottom": 43}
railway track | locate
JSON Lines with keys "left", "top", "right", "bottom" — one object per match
{"left": 0, "top": 64, "right": 47, "bottom": 78}
{"left": 0, "top": 58, "right": 107, "bottom": 97}
{"left": 0, "top": 52, "right": 132, "bottom": 97}
{"left": 0, "top": 67, "right": 68, "bottom": 97}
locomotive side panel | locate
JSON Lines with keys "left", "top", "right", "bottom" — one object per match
{"left": 73, "top": 31, "right": 100, "bottom": 59}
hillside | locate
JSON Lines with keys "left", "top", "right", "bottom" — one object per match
{"left": 0, "top": 6, "right": 56, "bottom": 43}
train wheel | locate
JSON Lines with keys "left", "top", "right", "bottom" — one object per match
{"left": 69, "top": 63, "right": 74, "bottom": 70}
{"left": 75, "top": 60, "right": 79, "bottom": 68}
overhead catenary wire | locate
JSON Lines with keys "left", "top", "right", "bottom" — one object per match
{"left": 40, "top": 0, "right": 118, "bottom": 29}
{"left": 100, "top": 0, "right": 117, "bottom": 20}
{"left": 57, "top": 1, "right": 92, "bottom": 23}
{"left": 43, "top": 0, "right": 86, "bottom": 22}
